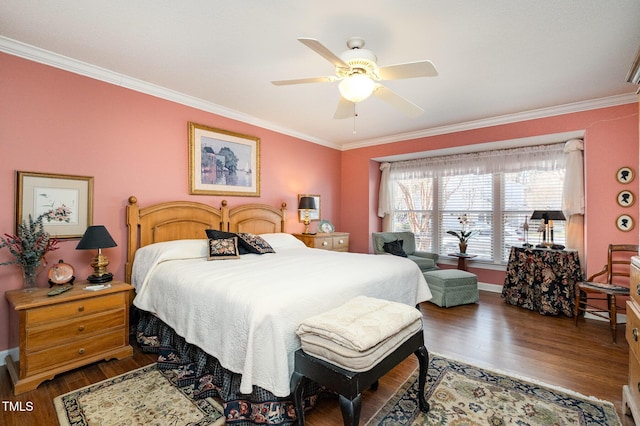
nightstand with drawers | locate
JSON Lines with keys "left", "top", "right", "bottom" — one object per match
{"left": 294, "top": 232, "right": 350, "bottom": 252}
{"left": 5, "top": 280, "right": 134, "bottom": 395}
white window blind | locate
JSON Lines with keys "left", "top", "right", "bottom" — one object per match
{"left": 389, "top": 143, "right": 566, "bottom": 263}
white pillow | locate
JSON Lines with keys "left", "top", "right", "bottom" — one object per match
{"left": 135, "top": 239, "right": 209, "bottom": 260}
{"left": 132, "top": 239, "right": 208, "bottom": 290}
{"left": 259, "top": 233, "right": 306, "bottom": 249}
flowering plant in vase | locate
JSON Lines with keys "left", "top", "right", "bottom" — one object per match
{"left": 0, "top": 214, "right": 59, "bottom": 290}
{"left": 446, "top": 214, "right": 476, "bottom": 253}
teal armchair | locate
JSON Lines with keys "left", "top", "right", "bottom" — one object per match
{"left": 372, "top": 232, "right": 439, "bottom": 272}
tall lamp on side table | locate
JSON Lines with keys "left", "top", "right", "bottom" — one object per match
{"left": 298, "top": 196, "right": 316, "bottom": 235}
{"left": 76, "top": 225, "right": 118, "bottom": 283}
{"left": 530, "top": 210, "right": 565, "bottom": 249}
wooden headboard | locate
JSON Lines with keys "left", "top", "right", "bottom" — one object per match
{"left": 125, "top": 196, "right": 286, "bottom": 282}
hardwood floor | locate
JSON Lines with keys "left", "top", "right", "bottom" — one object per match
{"left": 0, "top": 290, "right": 634, "bottom": 425}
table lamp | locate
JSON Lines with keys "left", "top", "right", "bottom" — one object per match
{"left": 76, "top": 225, "right": 117, "bottom": 283}
{"left": 298, "top": 196, "right": 316, "bottom": 234}
{"left": 530, "top": 210, "right": 565, "bottom": 249}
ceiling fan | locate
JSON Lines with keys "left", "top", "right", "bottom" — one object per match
{"left": 271, "top": 37, "right": 438, "bottom": 119}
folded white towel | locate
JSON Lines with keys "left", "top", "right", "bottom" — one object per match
{"left": 296, "top": 296, "right": 422, "bottom": 352}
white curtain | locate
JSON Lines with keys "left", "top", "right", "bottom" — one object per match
{"left": 377, "top": 142, "right": 570, "bottom": 237}
{"left": 378, "top": 162, "right": 392, "bottom": 218}
{"left": 562, "top": 139, "right": 585, "bottom": 267}
{"left": 389, "top": 143, "right": 566, "bottom": 180}
{"left": 377, "top": 162, "right": 393, "bottom": 231}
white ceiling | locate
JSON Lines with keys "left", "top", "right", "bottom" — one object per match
{"left": 1, "top": 1, "right": 639, "bottom": 150}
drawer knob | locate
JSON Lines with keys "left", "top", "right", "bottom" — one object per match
{"left": 78, "top": 306, "right": 85, "bottom": 312}
{"left": 634, "top": 328, "right": 639, "bottom": 342}
{"left": 78, "top": 325, "right": 85, "bottom": 332}
{"left": 637, "top": 284, "right": 640, "bottom": 296}
{"left": 78, "top": 348, "right": 85, "bottom": 355}
{"left": 338, "top": 239, "right": 344, "bottom": 244}
{"left": 322, "top": 241, "right": 328, "bottom": 246}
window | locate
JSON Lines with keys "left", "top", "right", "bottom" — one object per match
{"left": 388, "top": 143, "right": 566, "bottom": 264}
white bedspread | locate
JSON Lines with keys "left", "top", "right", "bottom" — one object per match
{"left": 132, "top": 233, "right": 431, "bottom": 397}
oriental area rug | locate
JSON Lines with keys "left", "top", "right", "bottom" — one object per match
{"left": 367, "top": 354, "right": 622, "bottom": 426}
{"left": 54, "top": 363, "right": 224, "bottom": 426}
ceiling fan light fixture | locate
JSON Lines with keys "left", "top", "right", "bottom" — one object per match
{"left": 339, "top": 73, "right": 375, "bottom": 103}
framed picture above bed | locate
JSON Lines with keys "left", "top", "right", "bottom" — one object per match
{"left": 188, "top": 122, "right": 260, "bottom": 196}
{"left": 16, "top": 171, "right": 93, "bottom": 239}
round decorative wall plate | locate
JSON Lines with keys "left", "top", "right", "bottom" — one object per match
{"left": 617, "top": 190, "right": 635, "bottom": 207}
{"left": 616, "top": 167, "right": 634, "bottom": 184}
{"left": 616, "top": 214, "right": 634, "bottom": 232}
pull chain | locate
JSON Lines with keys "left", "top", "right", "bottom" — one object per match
{"left": 352, "top": 103, "right": 358, "bottom": 134}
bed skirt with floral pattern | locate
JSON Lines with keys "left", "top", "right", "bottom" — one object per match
{"left": 135, "top": 309, "right": 322, "bottom": 425}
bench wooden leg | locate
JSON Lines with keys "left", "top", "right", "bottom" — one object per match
{"left": 291, "top": 330, "right": 429, "bottom": 424}
{"left": 339, "top": 393, "right": 361, "bottom": 426}
{"left": 290, "top": 371, "right": 305, "bottom": 425}
{"left": 415, "top": 345, "right": 430, "bottom": 412}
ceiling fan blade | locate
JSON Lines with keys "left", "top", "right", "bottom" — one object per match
{"left": 333, "top": 97, "right": 355, "bottom": 119}
{"left": 373, "top": 84, "right": 424, "bottom": 117}
{"left": 271, "top": 76, "right": 337, "bottom": 86}
{"left": 377, "top": 60, "right": 438, "bottom": 80}
{"left": 298, "top": 37, "right": 350, "bottom": 69}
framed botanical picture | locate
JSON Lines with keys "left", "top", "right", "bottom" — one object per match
{"left": 616, "top": 167, "right": 634, "bottom": 184}
{"left": 16, "top": 171, "right": 93, "bottom": 239}
{"left": 617, "top": 190, "right": 635, "bottom": 207}
{"left": 188, "top": 122, "right": 260, "bottom": 196}
{"left": 616, "top": 214, "right": 634, "bottom": 232}
{"left": 298, "top": 194, "right": 320, "bottom": 222}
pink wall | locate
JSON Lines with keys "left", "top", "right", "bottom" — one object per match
{"left": 0, "top": 53, "right": 342, "bottom": 351}
{"left": 1, "top": 50, "right": 638, "bottom": 353}
{"left": 341, "top": 103, "right": 639, "bottom": 284}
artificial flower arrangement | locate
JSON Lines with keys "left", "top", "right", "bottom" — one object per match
{"left": 0, "top": 214, "right": 59, "bottom": 289}
{"left": 446, "top": 214, "right": 476, "bottom": 246}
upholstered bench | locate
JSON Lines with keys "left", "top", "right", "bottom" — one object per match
{"left": 291, "top": 296, "right": 430, "bottom": 426}
{"left": 424, "top": 269, "right": 479, "bottom": 307}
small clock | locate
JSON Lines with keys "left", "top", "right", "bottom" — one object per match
{"left": 48, "top": 260, "right": 75, "bottom": 287}
{"left": 318, "top": 220, "right": 335, "bottom": 233}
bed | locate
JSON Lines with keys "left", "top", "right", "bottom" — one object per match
{"left": 125, "top": 195, "right": 431, "bottom": 425}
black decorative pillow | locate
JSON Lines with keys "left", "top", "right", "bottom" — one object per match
{"left": 237, "top": 232, "right": 276, "bottom": 254}
{"left": 207, "top": 237, "right": 240, "bottom": 260}
{"left": 383, "top": 239, "right": 408, "bottom": 257}
{"left": 205, "top": 229, "right": 249, "bottom": 254}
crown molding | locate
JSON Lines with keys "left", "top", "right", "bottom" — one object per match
{"left": 2, "top": 36, "right": 635, "bottom": 153}
{"left": 0, "top": 36, "right": 340, "bottom": 150}
{"left": 341, "top": 93, "right": 638, "bottom": 150}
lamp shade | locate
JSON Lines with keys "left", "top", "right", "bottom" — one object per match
{"left": 530, "top": 210, "right": 566, "bottom": 222}
{"left": 298, "top": 196, "right": 316, "bottom": 210}
{"left": 76, "top": 225, "right": 117, "bottom": 250}
{"left": 339, "top": 73, "right": 375, "bottom": 103}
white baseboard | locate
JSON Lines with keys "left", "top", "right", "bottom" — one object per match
{"left": 479, "top": 282, "right": 502, "bottom": 293}
{"left": 0, "top": 347, "right": 19, "bottom": 366}
{"left": 584, "top": 312, "right": 626, "bottom": 323}
{"left": 478, "top": 281, "right": 623, "bottom": 323}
